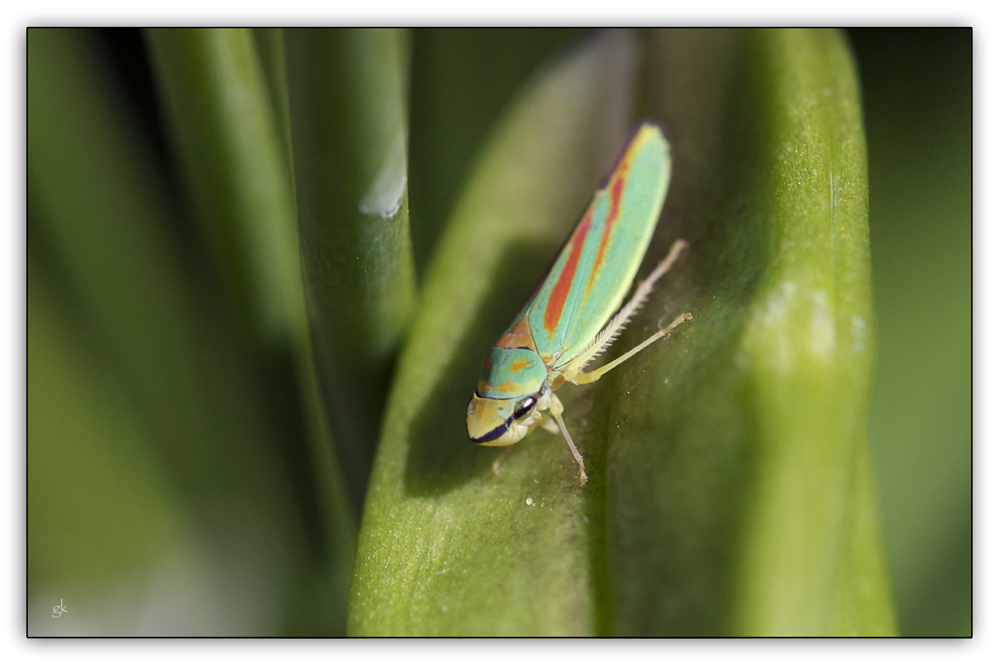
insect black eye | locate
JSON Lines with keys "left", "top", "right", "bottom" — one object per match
{"left": 513, "top": 396, "right": 537, "bottom": 420}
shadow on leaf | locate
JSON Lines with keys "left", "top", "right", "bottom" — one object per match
{"left": 403, "top": 241, "right": 560, "bottom": 497}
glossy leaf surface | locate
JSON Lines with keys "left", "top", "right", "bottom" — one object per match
{"left": 284, "top": 29, "right": 418, "bottom": 508}
{"left": 349, "top": 29, "right": 894, "bottom": 636}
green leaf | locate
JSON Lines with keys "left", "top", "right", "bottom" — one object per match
{"left": 408, "top": 28, "right": 583, "bottom": 274}
{"left": 28, "top": 28, "right": 316, "bottom": 635}
{"left": 349, "top": 28, "right": 893, "bottom": 636}
{"left": 146, "top": 28, "right": 304, "bottom": 348}
{"left": 349, "top": 29, "right": 639, "bottom": 636}
{"left": 284, "top": 29, "right": 418, "bottom": 508}
{"left": 145, "top": 28, "right": 355, "bottom": 636}
{"left": 252, "top": 28, "right": 296, "bottom": 169}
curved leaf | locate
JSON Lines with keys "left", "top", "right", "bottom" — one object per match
{"left": 28, "top": 28, "right": 308, "bottom": 635}
{"left": 350, "top": 29, "right": 638, "bottom": 636}
{"left": 349, "top": 28, "right": 893, "bottom": 637}
{"left": 284, "top": 29, "right": 418, "bottom": 508}
{"left": 408, "top": 28, "right": 584, "bottom": 274}
{"left": 606, "top": 28, "right": 894, "bottom": 636}
{"left": 146, "top": 28, "right": 303, "bottom": 347}
{"left": 145, "top": 28, "right": 355, "bottom": 635}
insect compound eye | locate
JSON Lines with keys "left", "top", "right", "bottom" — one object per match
{"left": 513, "top": 396, "right": 537, "bottom": 420}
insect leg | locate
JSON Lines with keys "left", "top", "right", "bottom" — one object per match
{"left": 537, "top": 412, "right": 561, "bottom": 435}
{"left": 548, "top": 394, "right": 588, "bottom": 485}
{"left": 565, "top": 239, "right": 691, "bottom": 384}
{"left": 570, "top": 312, "right": 691, "bottom": 385}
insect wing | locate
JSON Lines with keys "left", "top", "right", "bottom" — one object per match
{"left": 525, "top": 122, "right": 672, "bottom": 365}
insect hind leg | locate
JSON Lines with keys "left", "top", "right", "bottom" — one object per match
{"left": 571, "top": 312, "right": 691, "bottom": 385}
{"left": 565, "top": 239, "right": 691, "bottom": 385}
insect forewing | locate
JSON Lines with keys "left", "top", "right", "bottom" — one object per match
{"left": 524, "top": 122, "right": 672, "bottom": 366}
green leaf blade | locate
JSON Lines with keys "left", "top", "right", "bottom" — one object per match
{"left": 349, "top": 30, "right": 639, "bottom": 637}
{"left": 27, "top": 28, "right": 316, "bottom": 635}
{"left": 146, "top": 28, "right": 304, "bottom": 347}
{"left": 146, "top": 28, "right": 357, "bottom": 635}
{"left": 605, "top": 28, "right": 893, "bottom": 636}
{"left": 351, "top": 28, "right": 893, "bottom": 637}
{"left": 284, "top": 28, "right": 418, "bottom": 507}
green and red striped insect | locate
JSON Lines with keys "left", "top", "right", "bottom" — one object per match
{"left": 465, "top": 121, "right": 692, "bottom": 485}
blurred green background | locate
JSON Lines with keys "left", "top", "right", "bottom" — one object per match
{"left": 26, "top": 28, "right": 970, "bottom": 636}
{"left": 849, "top": 28, "right": 971, "bottom": 637}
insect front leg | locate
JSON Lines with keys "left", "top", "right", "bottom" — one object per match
{"left": 490, "top": 410, "right": 556, "bottom": 476}
{"left": 538, "top": 412, "right": 561, "bottom": 435}
{"left": 547, "top": 394, "right": 588, "bottom": 485}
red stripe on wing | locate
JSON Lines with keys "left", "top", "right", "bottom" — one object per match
{"left": 543, "top": 210, "right": 592, "bottom": 337}
{"left": 587, "top": 174, "right": 627, "bottom": 294}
